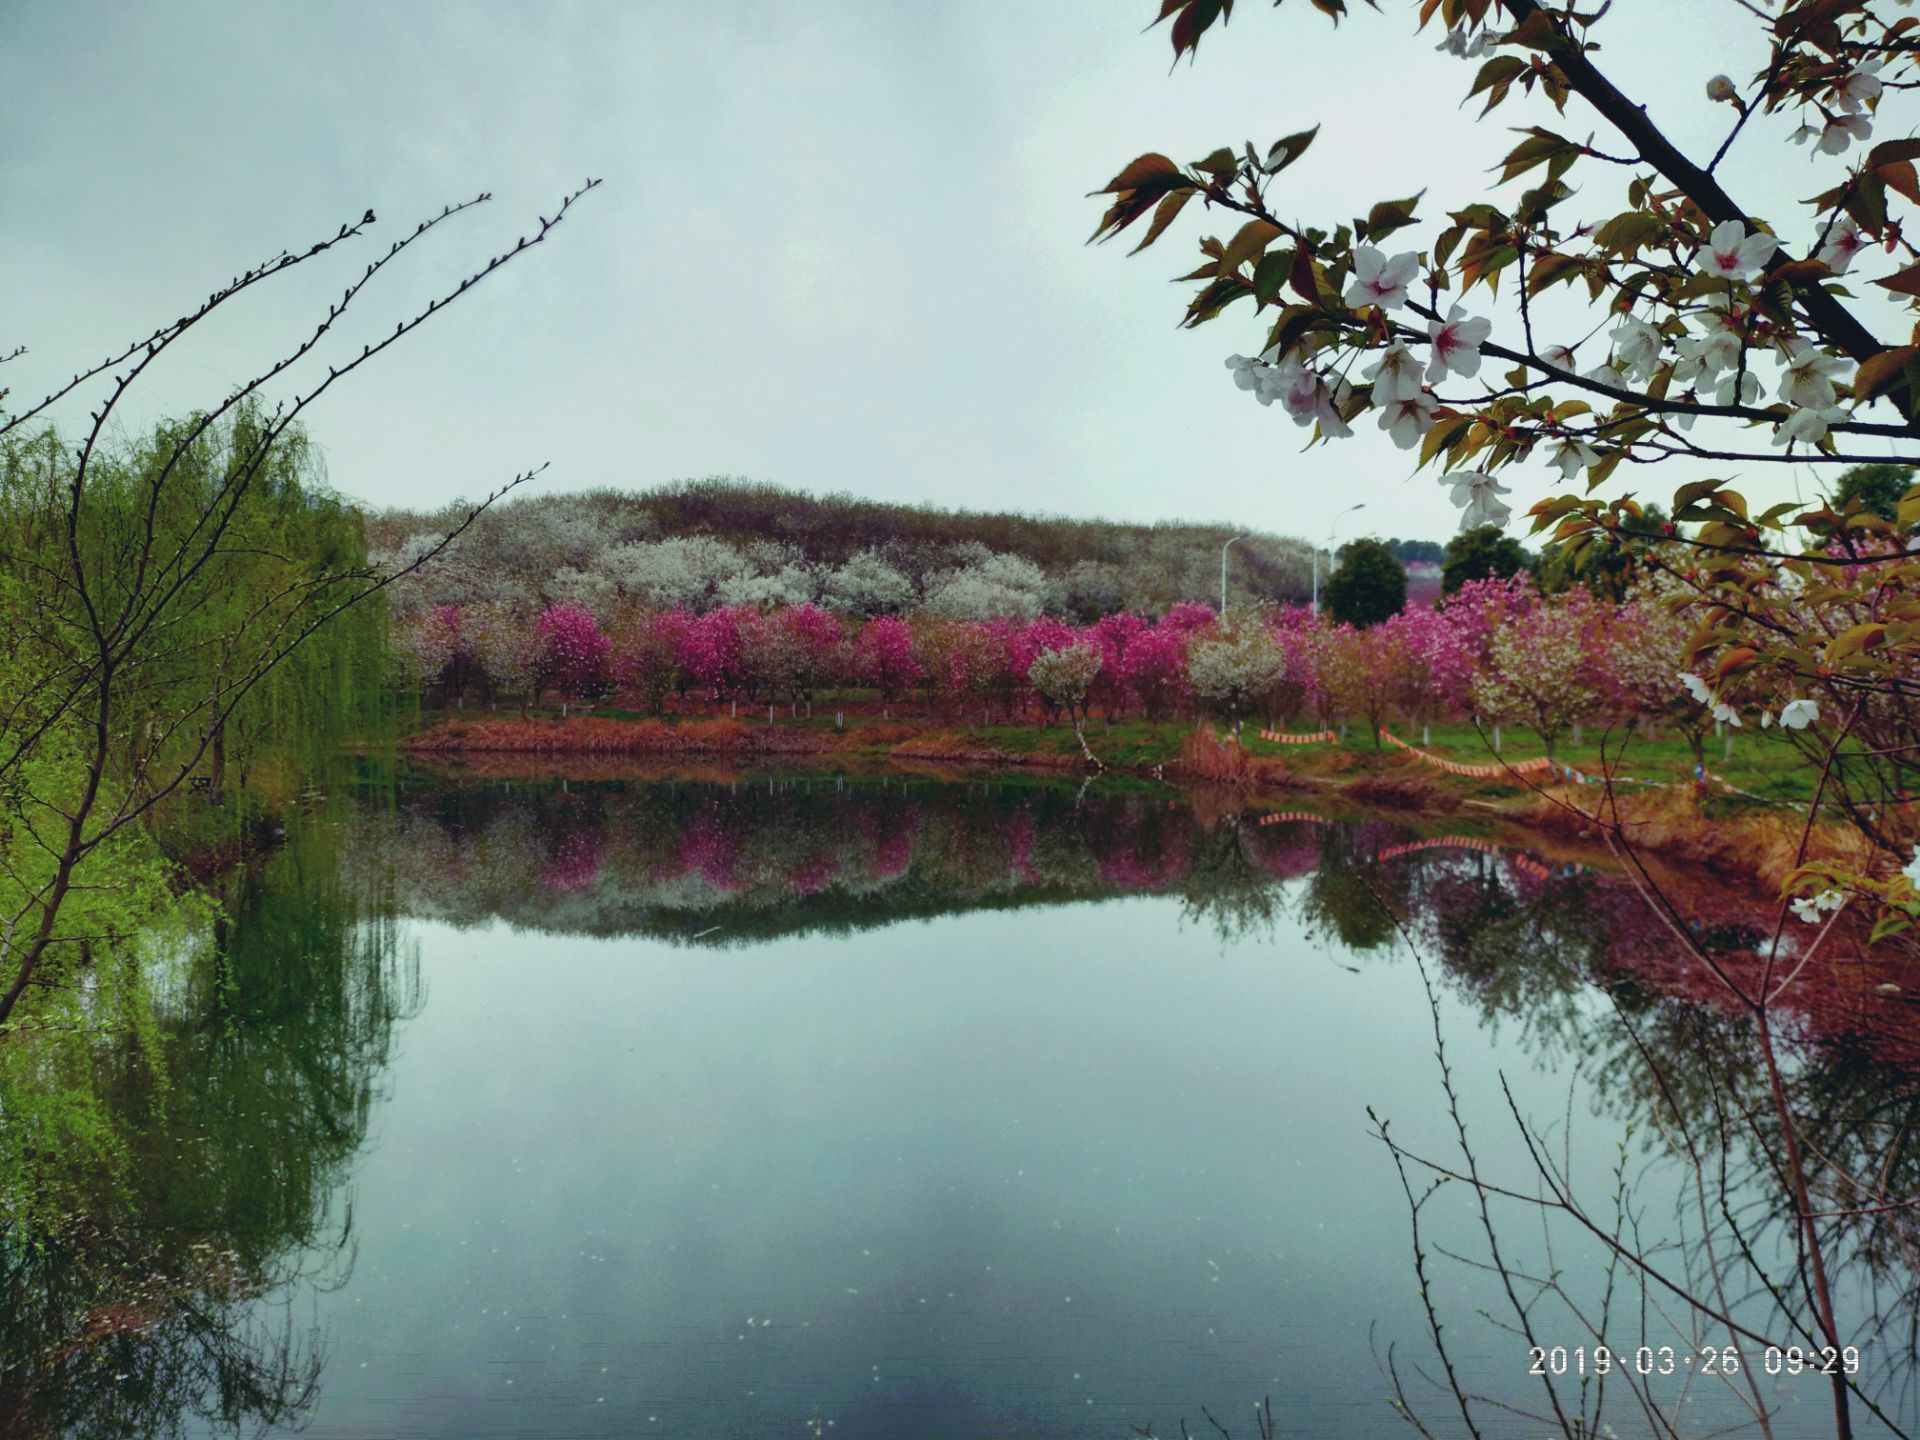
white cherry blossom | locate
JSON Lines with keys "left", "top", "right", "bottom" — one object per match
{"left": 1817, "top": 217, "right": 1869, "bottom": 274}
{"left": 1276, "top": 364, "right": 1352, "bottom": 438}
{"left": 1790, "top": 890, "right": 1844, "bottom": 923}
{"left": 1706, "top": 74, "right": 1738, "bottom": 103}
{"left": 1678, "top": 672, "right": 1713, "bottom": 704}
{"left": 1836, "top": 58, "right": 1884, "bottom": 113}
{"left": 1435, "top": 24, "right": 1493, "bottom": 58}
{"left": 1771, "top": 405, "right": 1843, "bottom": 448}
{"left": 1441, "top": 471, "right": 1511, "bottom": 530}
{"left": 1363, "top": 342, "right": 1423, "bottom": 402}
{"left": 1672, "top": 329, "right": 1741, "bottom": 387}
{"left": 1547, "top": 437, "right": 1601, "bottom": 479}
{"left": 1541, "top": 343, "right": 1576, "bottom": 370}
{"left": 1610, "top": 315, "right": 1664, "bottom": 381}
{"left": 1820, "top": 113, "right": 1872, "bottom": 154}
{"left": 1695, "top": 219, "right": 1778, "bottom": 282}
{"left": 1426, "top": 305, "right": 1492, "bottom": 382}
{"left": 1378, "top": 390, "right": 1437, "bottom": 449}
{"left": 1711, "top": 699, "right": 1742, "bottom": 727}
{"left": 1779, "top": 698, "right": 1819, "bottom": 729}
{"left": 1778, "top": 341, "right": 1851, "bottom": 409}
{"left": 1225, "top": 354, "right": 1264, "bottom": 393}
{"left": 1344, "top": 247, "right": 1419, "bottom": 310}
{"left": 1714, "top": 369, "right": 1763, "bottom": 408}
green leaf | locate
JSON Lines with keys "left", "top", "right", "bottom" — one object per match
{"left": 1219, "top": 218, "right": 1283, "bottom": 275}
{"left": 1251, "top": 248, "right": 1294, "bottom": 305}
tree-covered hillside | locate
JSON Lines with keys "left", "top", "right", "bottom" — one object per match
{"left": 368, "top": 478, "right": 1319, "bottom": 621}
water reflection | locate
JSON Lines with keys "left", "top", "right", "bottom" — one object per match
{"left": 0, "top": 813, "right": 417, "bottom": 1437}
{"left": 5, "top": 766, "right": 1919, "bottom": 1437}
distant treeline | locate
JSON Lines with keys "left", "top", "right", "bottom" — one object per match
{"left": 368, "top": 477, "right": 1321, "bottom": 621}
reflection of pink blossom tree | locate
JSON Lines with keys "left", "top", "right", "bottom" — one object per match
{"left": 542, "top": 825, "right": 607, "bottom": 894}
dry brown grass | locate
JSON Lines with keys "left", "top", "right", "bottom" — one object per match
{"left": 1175, "top": 726, "right": 1252, "bottom": 786}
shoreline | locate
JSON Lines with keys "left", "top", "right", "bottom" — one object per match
{"left": 401, "top": 712, "right": 1832, "bottom": 897}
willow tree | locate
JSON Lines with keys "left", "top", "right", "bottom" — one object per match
{"left": 0, "top": 180, "right": 599, "bottom": 1031}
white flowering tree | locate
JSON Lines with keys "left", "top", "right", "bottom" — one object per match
{"left": 1094, "top": 1, "right": 1920, "bottom": 815}
{"left": 1028, "top": 643, "right": 1105, "bottom": 762}
{"left": 921, "top": 551, "right": 1051, "bottom": 620}
{"left": 1186, "top": 619, "right": 1287, "bottom": 739}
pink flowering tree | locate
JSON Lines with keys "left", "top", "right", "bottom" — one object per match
{"left": 654, "top": 608, "right": 700, "bottom": 705}
{"left": 1122, "top": 621, "right": 1192, "bottom": 727}
{"left": 1432, "top": 575, "right": 1536, "bottom": 717}
{"left": 534, "top": 604, "right": 615, "bottom": 715}
{"left": 784, "top": 603, "right": 846, "bottom": 709}
{"left": 1161, "top": 600, "right": 1217, "bottom": 635}
{"left": 1378, "top": 606, "right": 1459, "bottom": 744}
{"left": 1086, "top": 612, "right": 1146, "bottom": 716}
{"left": 1260, "top": 605, "right": 1326, "bottom": 730}
{"left": 685, "top": 605, "right": 752, "bottom": 703}
{"left": 854, "top": 616, "right": 923, "bottom": 704}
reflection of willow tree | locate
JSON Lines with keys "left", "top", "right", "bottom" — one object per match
{"left": 1297, "top": 822, "right": 1407, "bottom": 953}
{"left": 0, "top": 808, "right": 415, "bottom": 1438}
{"left": 1177, "top": 810, "right": 1285, "bottom": 944}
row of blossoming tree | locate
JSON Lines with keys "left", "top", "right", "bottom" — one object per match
{"left": 391, "top": 569, "right": 1811, "bottom": 764}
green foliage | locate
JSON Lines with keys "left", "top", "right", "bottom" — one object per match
{"left": 1442, "top": 525, "right": 1534, "bottom": 595}
{"left": 1830, "top": 462, "right": 1915, "bottom": 522}
{"left": 0, "top": 407, "right": 390, "bottom": 1033}
{"left": 1385, "top": 537, "right": 1445, "bottom": 566}
{"left": 1324, "top": 538, "right": 1406, "bottom": 626}
{"left": 1536, "top": 504, "right": 1668, "bottom": 600}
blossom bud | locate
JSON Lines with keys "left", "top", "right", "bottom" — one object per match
{"left": 1706, "top": 74, "right": 1737, "bottom": 103}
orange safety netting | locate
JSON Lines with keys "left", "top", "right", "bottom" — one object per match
{"left": 1257, "top": 728, "right": 1337, "bottom": 745}
{"left": 1378, "top": 727, "right": 1552, "bottom": 778}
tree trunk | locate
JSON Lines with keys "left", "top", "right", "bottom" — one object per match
{"left": 1071, "top": 712, "right": 1103, "bottom": 771}
{"left": 208, "top": 719, "right": 226, "bottom": 807}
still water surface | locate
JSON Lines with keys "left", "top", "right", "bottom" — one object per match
{"left": 9, "top": 770, "right": 1917, "bottom": 1438}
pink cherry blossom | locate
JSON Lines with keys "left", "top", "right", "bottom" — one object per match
{"left": 1426, "top": 305, "right": 1492, "bottom": 382}
{"left": 1694, "top": 219, "right": 1777, "bottom": 282}
{"left": 1343, "top": 247, "right": 1419, "bottom": 310}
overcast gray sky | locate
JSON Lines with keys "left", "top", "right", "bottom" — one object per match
{"left": 4, "top": 1, "right": 1910, "bottom": 547}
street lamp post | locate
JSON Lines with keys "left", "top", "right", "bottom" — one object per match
{"left": 1310, "top": 503, "right": 1366, "bottom": 614}
{"left": 1220, "top": 533, "right": 1246, "bottom": 615}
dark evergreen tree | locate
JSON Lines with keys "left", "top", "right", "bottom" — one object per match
{"left": 1324, "top": 538, "right": 1406, "bottom": 627}
{"left": 1442, "top": 525, "right": 1533, "bottom": 595}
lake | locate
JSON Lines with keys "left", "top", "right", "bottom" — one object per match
{"left": 5, "top": 767, "right": 1917, "bottom": 1439}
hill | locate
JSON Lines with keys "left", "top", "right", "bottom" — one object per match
{"left": 368, "top": 477, "right": 1324, "bottom": 620}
